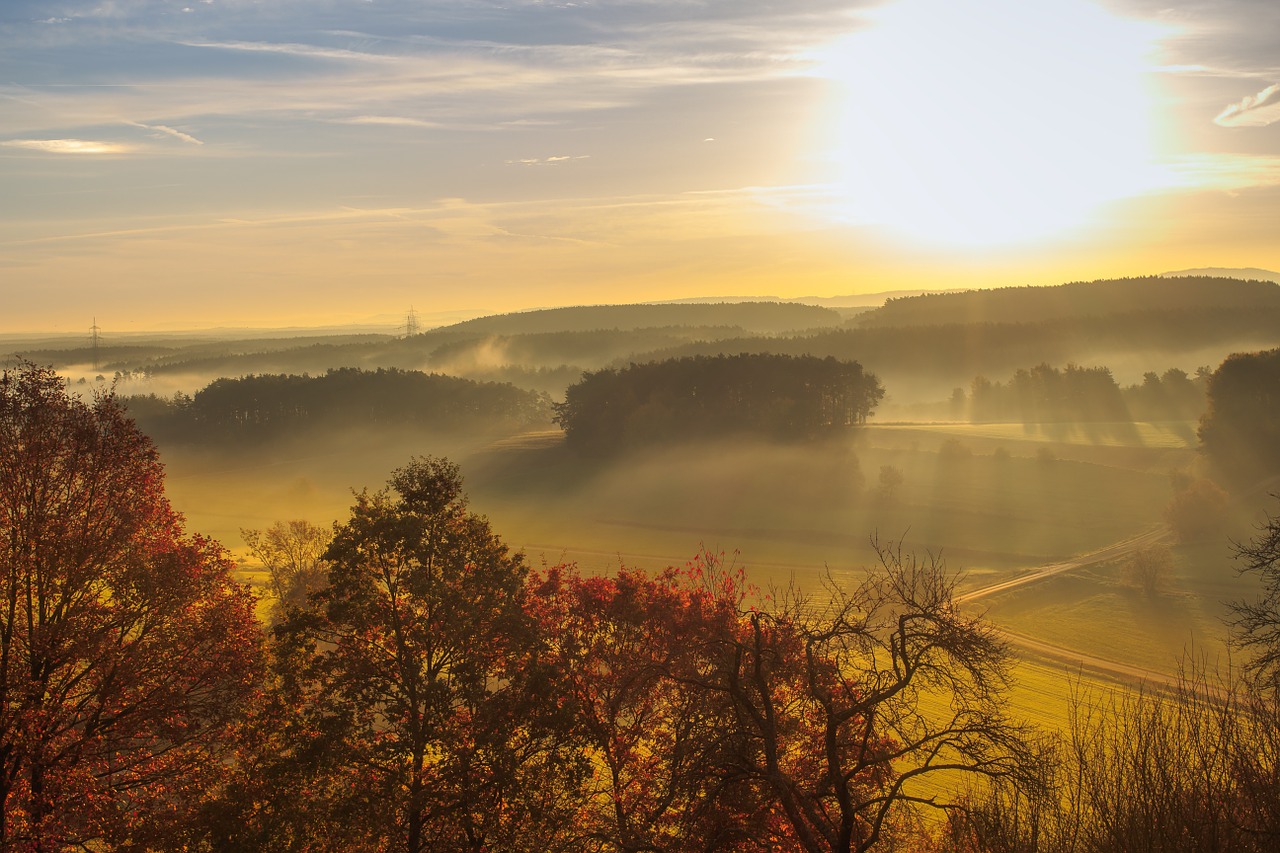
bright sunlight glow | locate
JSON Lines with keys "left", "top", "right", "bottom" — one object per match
{"left": 814, "top": 0, "right": 1167, "bottom": 247}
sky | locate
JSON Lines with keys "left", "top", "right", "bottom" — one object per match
{"left": 2, "top": 0, "right": 1279, "bottom": 333}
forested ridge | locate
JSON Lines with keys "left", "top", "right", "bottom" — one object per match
{"left": 860, "top": 275, "right": 1280, "bottom": 327}
{"left": 440, "top": 301, "right": 844, "bottom": 336}
{"left": 639, "top": 307, "right": 1280, "bottom": 386}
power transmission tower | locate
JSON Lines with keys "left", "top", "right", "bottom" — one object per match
{"left": 404, "top": 306, "right": 420, "bottom": 338}
{"left": 90, "top": 318, "right": 101, "bottom": 371}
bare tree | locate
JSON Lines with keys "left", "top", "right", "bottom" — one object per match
{"left": 1230, "top": 495, "right": 1280, "bottom": 692}
{"left": 1124, "top": 544, "right": 1174, "bottom": 596}
{"left": 947, "top": 661, "right": 1280, "bottom": 853}
{"left": 710, "top": 539, "right": 1041, "bottom": 853}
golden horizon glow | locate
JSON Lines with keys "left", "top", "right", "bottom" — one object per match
{"left": 814, "top": 0, "right": 1168, "bottom": 247}
{"left": 2, "top": 0, "right": 1279, "bottom": 332}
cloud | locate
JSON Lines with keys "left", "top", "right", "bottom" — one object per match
{"left": 1215, "top": 83, "right": 1280, "bottom": 127}
{"left": 1, "top": 138, "right": 133, "bottom": 154}
{"left": 1165, "top": 153, "right": 1280, "bottom": 189}
{"left": 505, "top": 155, "right": 589, "bottom": 166}
{"left": 339, "top": 115, "right": 441, "bottom": 128}
{"left": 125, "top": 120, "right": 204, "bottom": 144}
{"left": 182, "top": 40, "right": 398, "bottom": 65}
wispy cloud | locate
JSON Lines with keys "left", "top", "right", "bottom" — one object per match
{"left": 1, "top": 138, "right": 133, "bottom": 154}
{"left": 506, "top": 155, "right": 590, "bottom": 166}
{"left": 125, "top": 120, "right": 204, "bottom": 144}
{"left": 182, "top": 40, "right": 399, "bottom": 64}
{"left": 1166, "top": 153, "right": 1280, "bottom": 189}
{"left": 339, "top": 115, "right": 441, "bottom": 128}
{"left": 1215, "top": 83, "right": 1280, "bottom": 127}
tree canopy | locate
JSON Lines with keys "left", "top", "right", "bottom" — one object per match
{"left": 553, "top": 354, "right": 884, "bottom": 452}
{"left": 0, "top": 363, "right": 262, "bottom": 849}
{"left": 1198, "top": 348, "right": 1280, "bottom": 487}
{"left": 126, "top": 367, "right": 551, "bottom": 444}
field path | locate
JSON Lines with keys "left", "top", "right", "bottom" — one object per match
{"left": 956, "top": 525, "right": 1169, "bottom": 604}
{"left": 994, "top": 628, "right": 1183, "bottom": 689}
{"left": 955, "top": 524, "right": 1182, "bottom": 687}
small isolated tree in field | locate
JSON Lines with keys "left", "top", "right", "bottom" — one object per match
{"left": 0, "top": 363, "right": 262, "bottom": 849}
{"left": 1124, "top": 544, "right": 1174, "bottom": 596}
{"left": 242, "top": 519, "right": 330, "bottom": 623}
{"left": 877, "top": 465, "right": 904, "bottom": 501}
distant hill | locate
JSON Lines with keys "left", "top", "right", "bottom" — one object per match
{"left": 1161, "top": 267, "right": 1280, "bottom": 283}
{"left": 436, "top": 302, "right": 843, "bottom": 336}
{"left": 651, "top": 288, "right": 966, "bottom": 310}
{"left": 857, "top": 276, "right": 1280, "bottom": 328}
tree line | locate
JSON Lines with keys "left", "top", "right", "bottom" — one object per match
{"left": 553, "top": 353, "right": 885, "bottom": 452}
{"left": 961, "top": 363, "right": 1207, "bottom": 423}
{"left": 123, "top": 367, "right": 551, "bottom": 443}
{"left": 1198, "top": 347, "right": 1280, "bottom": 487}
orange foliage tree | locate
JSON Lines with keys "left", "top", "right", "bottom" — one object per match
{"left": 0, "top": 364, "right": 262, "bottom": 849}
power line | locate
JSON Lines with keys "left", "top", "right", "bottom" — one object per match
{"left": 90, "top": 318, "right": 101, "bottom": 371}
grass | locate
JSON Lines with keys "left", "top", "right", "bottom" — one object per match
{"left": 463, "top": 429, "right": 1181, "bottom": 589}
{"left": 159, "top": 420, "right": 1232, "bottom": 691}
{"left": 876, "top": 420, "right": 1198, "bottom": 450}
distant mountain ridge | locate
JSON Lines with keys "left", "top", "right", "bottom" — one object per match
{"left": 649, "top": 288, "right": 966, "bottom": 309}
{"left": 435, "top": 302, "right": 843, "bottom": 336}
{"left": 1161, "top": 267, "right": 1280, "bottom": 283}
{"left": 856, "top": 275, "right": 1280, "bottom": 328}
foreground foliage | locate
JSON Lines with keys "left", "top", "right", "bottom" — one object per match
{"left": 946, "top": 664, "right": 1280, "bottom": 852}
{"left": 0, "top": 364, "right": 262, "bottom": 849}
{"left": 7, "top": 361, "right": 1280, "bottom": 851}
{"left": 207, "top": 458, "right": 1033, "bottom": 852}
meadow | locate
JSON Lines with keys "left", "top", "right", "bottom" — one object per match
{"left": 159, "top": 413, "right": 1260, "bottom": 690}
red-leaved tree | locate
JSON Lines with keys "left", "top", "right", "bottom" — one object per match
{"left": 531, "top": 556, "right": 778, "bottom": 851}
{"left": 0, "top": 363, "right": 262, "bottom": 849}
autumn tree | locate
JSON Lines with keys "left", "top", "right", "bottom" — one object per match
{"left": 533, "top": 544, "right": 1036, "bottom": 853}
{"left": 0, "top": 363, "right": 262, "bottom": 849}
{"left": 267, "top": 457, "right": 579, "bottom": 852}
{"left": 531, "top": 556, "right": 783, "bottom": 852}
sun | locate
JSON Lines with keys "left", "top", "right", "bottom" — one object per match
{"left": 813, "top": 0, "right": 1166, "bottom": 247}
